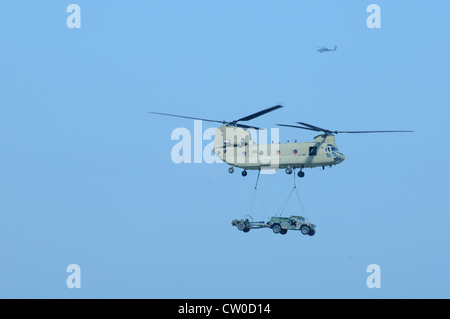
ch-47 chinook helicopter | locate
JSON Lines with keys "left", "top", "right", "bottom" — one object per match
{"left": 149, "top": 105, "right": 413, "bottom": 177}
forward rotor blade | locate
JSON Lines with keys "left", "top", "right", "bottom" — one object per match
{"left": 148, "top": 111, "right": 225, "bottom": 124}
{"left": 236, "top": 105, "right": 283, "bottom": 122}
{"left": 277, "top": 124, "right": 319, "bottom": 132}
{"left": 337, "top": 130, "right": 414, "bottom": 134}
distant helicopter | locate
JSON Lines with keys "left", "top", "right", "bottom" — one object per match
{"left": 317, "top": 45, "right": 337, "bottom": 53}
{"left": 149, "top": 106, "right": 413, "bottom": 177}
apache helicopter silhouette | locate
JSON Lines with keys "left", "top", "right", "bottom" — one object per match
{"left": 317, "top": 45, "right": 337, "bottom": 53}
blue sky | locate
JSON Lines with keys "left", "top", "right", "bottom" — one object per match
{"left": 0, "top": 1, "right": 449, "bottom": 298}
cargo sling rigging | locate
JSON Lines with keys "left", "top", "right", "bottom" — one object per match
{"left": 245, "top": 169, "right": 308, "bottom": 219}
{"left": 245, "top": 169, "right": 269, "bottom": 217}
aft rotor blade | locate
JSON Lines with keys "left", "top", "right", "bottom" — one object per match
{"left": 296, "top": 122, "right": 329, "bottom": 132}
{"left": 236, "top": 105, "right": 283, "bottom": 122}
{"left": 277, "top": 124, "right": 319, "bottom": 132}
{"left": 148, "top": 111, "right": 225, "bottom": 124}
{"left": 337, "top": 130, "right": 414, "bottom": 134}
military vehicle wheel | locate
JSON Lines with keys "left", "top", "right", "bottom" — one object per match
{"left": 298, "top": 171, "right": 305, "bottom": 178}
{"left": 228, "top": 167, "right": 234, "bottom": 174}
{"left": 237, "top": 223, "right": 245, "bottom": 231}
{"left": 300, "top": 225, "right": 310, "bottom": 235}
{"left": 241, "top": 170, "right": 247, "bottom": 177}
{"left": 285, "top": 168, "right": 293, "bottom": 175}
{"left": 308, "top": 229, "right": 315, "bottom": 236}
{"left": 280, "top": 229, "right": 288, "bottom": 235}
{"left": 243, "top": 227, "right": 250, "bottom": 233}
{"left": 272, "top": 224, "right": 282, "bottom": 234}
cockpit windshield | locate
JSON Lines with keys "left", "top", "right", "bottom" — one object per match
{"left": 331, "top": 147, "right": 338, "bottom": 152}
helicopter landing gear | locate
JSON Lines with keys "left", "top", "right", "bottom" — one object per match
{"left": 228, "top": 167, "right": 234, "bottom": 174}
{"left": 285, "top": 168, "right": 293, "bottom": 175}
{"left": 241, "top": 170, "right": 247, "bottom": 177}
{"left": 297, "top": 170, "right": 305, "bottom": 178}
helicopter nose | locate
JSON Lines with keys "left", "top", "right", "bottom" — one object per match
{"left": 339, "top": 153, "right": 345, "bottom": 162}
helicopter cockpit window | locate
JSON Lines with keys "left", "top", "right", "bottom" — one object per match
{"left": 331, "top": 147, "right": 338, "bottom": 152}
{"left": 309, "top": 146, "right": 317, "bottom": 156}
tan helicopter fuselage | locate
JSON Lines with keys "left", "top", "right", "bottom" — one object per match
{"left": 213, "top": 126, "right": 345, "bottom": 171}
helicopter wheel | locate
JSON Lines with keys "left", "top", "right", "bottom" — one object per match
{"left": 228, "top": 167, "right": 234, "bottom": 174}
{"left": 285, "top": 168, "right": 293, "bottom": 175}
{"left": 298, "top": 171, "right": 305, "bottom": 178}
{"left": 241, "top": 170, "right": 247, "bottom": 177}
